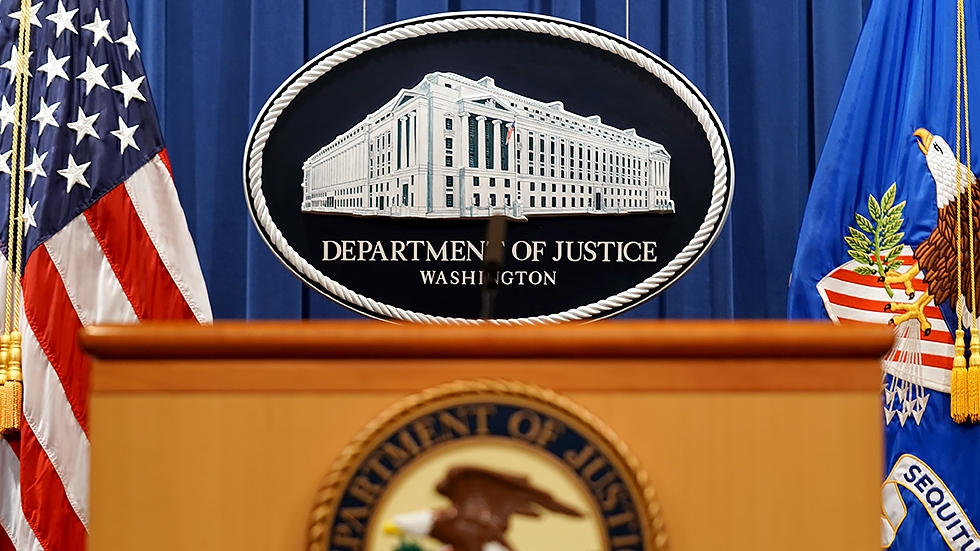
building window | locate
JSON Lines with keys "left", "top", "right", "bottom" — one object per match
{"left": 397, "top": 119, "right": 403, "bottom": 169}
{"left": 468, "top": 115, "right": 478, "bottom": 168}
{"left": 446, "top": 175, "right": 454, "bottom": 188}
{"left": 447, "top": 194, "right": 454, "bottom": 207}
{"left": 562, "top": 197, "right": 567, "bottom": 207}
{"left": 504, "top": 179, "right": 510, "bottom": 188}
{"left": 500, "top": 126, "right": 509, "bottom": 171}
{"left": 446, "top": 155, "right": 453, "bottom": 167}
{"left": 530, "top": 196, "right": 535, "bottom": 207}
{"left": 473, "top": 194, "right": 480, "bottom": 207}
{"left": 485, "top": 123, "right": 494, "bottom": 170}
{"left": 473, "top": 176, "right": 480, "bottom": 187}
{"left": 490, "top": 178, "right": 496, "bottom": 187}
{"left": 552, "top": 183, "right": 557, "bottom": 193}
{"left": 446, "top": 117, "right": 453, "bottom": 130}
{"left": 446, "top": 137, "right": 453, "bottom": 150}
{"left": 530, "top": 182, "right": 535, "bottom": 191}
{"left": 552, "top": 197, "right": 556, "bottom": 208}
{"left": 505, "top": 194, "right": 511, "bottom": 206}
{"left": 541, "top": 195, "right": 545, "bottom": 206}
{"left": 490, "top": 194, "right": 497, "bottom": 207}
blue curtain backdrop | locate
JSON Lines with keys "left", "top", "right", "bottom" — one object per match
{"left": 125, "top": 0, "right": 870, "bottom": 320}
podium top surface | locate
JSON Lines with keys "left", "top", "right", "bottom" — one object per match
{"left": 80, "top": 319, "right": 893, "bottom": 360}
{"left": 80, "top": 321, "right": 894, "bottom": 393}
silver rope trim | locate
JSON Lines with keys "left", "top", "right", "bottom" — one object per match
{"left": 245, "top": 14, "right": 733, "bottom": 325}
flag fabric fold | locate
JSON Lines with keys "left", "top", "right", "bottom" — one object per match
{"left": 789, "top": 1, "right": 980, "bottom": 549}
{"left": 0, "top": 0, "right": 211, "bottom": 549}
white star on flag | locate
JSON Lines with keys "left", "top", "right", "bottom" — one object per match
{"left": 116, "top": 22, "right": 140, "bottom": 60}
{"left": 111, "top": 116, "right": 140, "bottom": 153}
{"left": 67, "top": 107, "right": 100, "bottom": 144}
{"left": 81, "top": 8, "right": 111, "bottom": 47}
{"left": 37, "top": 48, "right": 70, "bottom": 86}
{"left": 0, "top": 149, "right": 11, "bottom": 175}
{"left": 8, "top": 1, "right": 42, "bottom": 28}
{"left": 76, "top": 55, "right": 109, "bottom": 95}
{"left": 21, "top": 200, "right": 37, "bottom": 234}
{"left": 1, "top": 47, "right": 32, "bottom": 86}
{"left": 45, "top": 0, "right": 78, "bottom": 37}
{"left": 0, "top": 96, "right": 14, "bottom": 132}
{"left": 31, "top": 97, "right": 60, "bottom": 136}
{"left": 113, "top": 70, "right": 145, "bottom": 107}
{"left": 58, "top": 154, "right": 91, "bottom": 193}
{"left": 24, "top": 149, "right": 47, "bottom": 187}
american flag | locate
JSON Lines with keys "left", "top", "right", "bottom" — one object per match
{"left": 0, "top": 1, "right": 211, "bottom": 550}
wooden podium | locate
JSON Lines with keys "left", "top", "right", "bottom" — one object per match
{"left": 81, "top": 320, "right": 892, "bottom": 551}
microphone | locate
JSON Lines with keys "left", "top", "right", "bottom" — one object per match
{"left": 481, "top": 216, "right": 508, "bottom": 319}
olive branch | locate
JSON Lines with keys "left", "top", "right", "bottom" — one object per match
{"left": 392, "top": 540, "right": 426, "bottom": 551}
{"left": 845, "top": 182, "right": 906, "bottom": 298}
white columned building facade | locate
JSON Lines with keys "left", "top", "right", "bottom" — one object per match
{"left": 302, "top": 72, "right": 673, "bottom": 220}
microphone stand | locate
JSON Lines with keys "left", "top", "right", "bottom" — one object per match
{"left": 481, "top": 216, "right": 508, "bottom": 319}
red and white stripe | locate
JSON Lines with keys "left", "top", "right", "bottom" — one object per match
{"left": 817, "top": 246, "right": 953, "bottom": 392}
{"left": 0, "top": 151, "right": 211, "bottom": 550}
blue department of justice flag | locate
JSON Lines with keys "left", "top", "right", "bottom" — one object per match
{"left": 789, "top": 0, "right": 980, "bottom": 549}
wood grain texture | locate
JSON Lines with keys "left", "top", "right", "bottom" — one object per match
{"left": 79, "top": 320, "right": 894, "bottom": 360}
{"left": 90, "top": 358, "right": 882, "bottom": 392}
{"left": 89, "top": 390, "right": 881, "bottom": 551}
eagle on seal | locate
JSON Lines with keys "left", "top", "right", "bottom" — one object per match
{"left": 885, "top": 128, "right": 980, "bottom": 332}
{"left": 384, "top": 465, "right": 582, "bottom": 551}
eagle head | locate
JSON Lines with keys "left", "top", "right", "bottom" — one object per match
{"left": 383, "top": 509, "right": 436, "bottom": 538}
{"left": 914, "top": 127, "right": 971, "bottom": 210}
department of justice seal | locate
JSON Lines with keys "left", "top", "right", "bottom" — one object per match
{"left": 245, "top": 12, "right": 733, "bottom": 323}
{"left": 308, "top": 380, "right": 667, "bottom": 551}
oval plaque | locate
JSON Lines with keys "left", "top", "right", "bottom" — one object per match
{"left": 244, "top": 12, "right": 734, "bottom": 323}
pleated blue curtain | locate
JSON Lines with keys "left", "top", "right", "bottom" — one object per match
{"left": 127, "top": 0, "right": 869, "bottom": 319}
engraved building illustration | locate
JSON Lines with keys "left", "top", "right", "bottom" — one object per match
{"left": 301, "top": 72, "right": 673, "bottom": 220}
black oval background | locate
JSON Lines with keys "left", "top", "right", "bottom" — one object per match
{"left": 250, "top": 15, "right": 731, "bottom": 320}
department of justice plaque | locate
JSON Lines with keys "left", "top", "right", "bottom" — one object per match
{"left": 244, "top": 12, "right": 734, "bottom": 323}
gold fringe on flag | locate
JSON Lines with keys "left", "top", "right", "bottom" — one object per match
{"left": 0, "top": 332, "right": 20, "bottom": 435}
{"left": 969, "top": 328, "right": 980, "bottom": 420}
{"left": 953, "top": 330, "right": 969, "bottom": 423}
{"left": 0, "top": 338, "right": 6, "bottom": 433}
